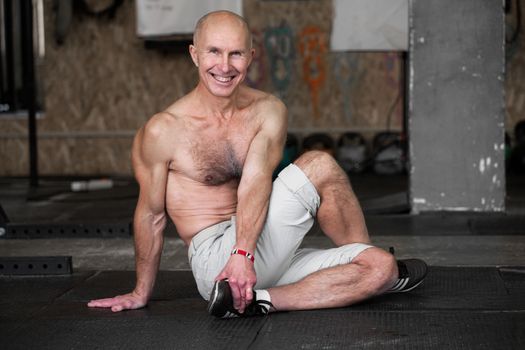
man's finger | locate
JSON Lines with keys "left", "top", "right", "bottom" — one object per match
{"left": 240, "top": 288, "right": 247, "bottom": 313}
{"left": 230, "top": 283, "right": 243, "bottom": 312}
{"left": 87, "top": 297, "right": 119, "bottom": 308}
{"left": 245, "top": 287, "right": 253, "bottom": 305}
{"left": 111, "top": 304, "right": 124, "bottom": 312}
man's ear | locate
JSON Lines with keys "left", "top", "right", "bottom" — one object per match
{"left": 247, "top": 48, "right": 255, "bottom": 65}
{"left": 189, "top": 44, "right": 199, "bottom": 67}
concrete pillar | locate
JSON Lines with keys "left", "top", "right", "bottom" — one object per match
{"left": 409, "top": 0, "right": 506, "bottom": 212}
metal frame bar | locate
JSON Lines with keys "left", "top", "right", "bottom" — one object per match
{"left": 2, "top": 222, "right": 132, "bottom": 239}
{"left": 0, "top": 256, "right": 72, "bottom": 275}
{"left": 21, "top": 0, "right": 38, "bottom": 187}
{"left": 3, "top": 0, "right": 17, "bottom": 111}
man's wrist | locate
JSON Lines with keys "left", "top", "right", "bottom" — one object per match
{"left": 231, "top": 248, "right": 255, "bottom": 263}
{"left": 133, "top": 282, "right": 153, "bottom": 301}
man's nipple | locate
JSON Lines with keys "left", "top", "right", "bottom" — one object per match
{"left": 205, "top": 175, "right": 214, "bottom": 183}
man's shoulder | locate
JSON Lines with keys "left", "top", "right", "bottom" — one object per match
{"left": 241, "top": 87, "right": 286, "bottom": 117}
{"left": 142, "top": 112, "right": 178, "bottom": 138}
{"left": 150, "top": 91, "right": 195, "bottom": 124}
{"left": 132, "top": 112, "right": 176, "bottom": 165}
{"left": 136, "top": 108, "right": 189, "bottom": 152}
{"left": 256, "top": 93, "right": 287, "bottom": 124}
{"left": 243, "top": 86, "right": 284, "bottom": 105}
{"left": 151, "top": 110, "right": 181, "bottom": 124}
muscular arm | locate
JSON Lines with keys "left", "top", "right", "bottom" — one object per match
{"left": 88, "top": 114, "right": 172, "bottom": 312}
{"left": 131, "top": 120, "right": 171, "bottom": 301}
{"left": 216, "top": 97, "right": 287, "bottom": 312}
{"left": 236, "top": 101, "right": 287, "bottom": 253}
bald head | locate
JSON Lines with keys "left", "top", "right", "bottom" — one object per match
{"left": 193, "top": 11, "right": 252, "bottom": 49}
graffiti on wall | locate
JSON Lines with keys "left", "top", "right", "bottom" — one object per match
{"left": 332, "top": 52, "right": 360, "bottom": 123}
{"left": 264, "top": 23, "right": 294, "bottom": 100}
{"left": 299, "top": 26, "right": 327, "bottom": 118}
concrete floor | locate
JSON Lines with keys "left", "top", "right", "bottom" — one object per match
{"left": 1, "top": 234, "right": 524, "bottom": 272}
{"left": 1, "top": 174, "right": 524, "bottom": 271}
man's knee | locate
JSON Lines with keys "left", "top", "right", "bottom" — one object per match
{"left": 294, "top": 150, "right": 335, "bottom": 170}
{"left": 353, "top": 247, "right": 397, "bottom": 294}
{"left": 294, "top": 151, "right": 343, "bottom": 188}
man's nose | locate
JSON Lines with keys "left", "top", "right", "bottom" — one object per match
{"left": 218, "top": 54, "right": 231, "bottom": 72}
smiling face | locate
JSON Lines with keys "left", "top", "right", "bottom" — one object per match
{"left": 190, "top": 12, "right": 254, "bottom": 98}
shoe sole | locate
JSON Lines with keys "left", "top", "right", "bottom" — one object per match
{"left": 388, "top": 260, "right": 428, "bottom": 293}
{"left": 397, "top": 278, "right": 424, "bottom": 293}
{"left": 207, "top": 281, "right": 221, "bottom": 315}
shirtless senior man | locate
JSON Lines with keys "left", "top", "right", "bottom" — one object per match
{"left": 88, "top": 11, "right": 427, "bottom": 317}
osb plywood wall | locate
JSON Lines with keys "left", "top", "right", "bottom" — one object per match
{"left": 1, "top": 0, "right": 197, "bottom": 176}
{"left": 0, "top": 0, "right": 404, "bottom": 176}
{"left": 2, "top": 0, "right": 520, "bottom": 176}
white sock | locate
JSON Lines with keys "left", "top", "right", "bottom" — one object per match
{"left": 254, "top": 289, "right": 273, "bottom": 313}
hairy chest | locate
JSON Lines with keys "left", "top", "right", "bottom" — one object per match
{"left": 167, "top": 120, "right": 253, "bottom": 185}
{"left": 190, "top": 138, "right": 246, "bottom": 185}
{"left": 169, "top": 111, "right": 260, "bottom": 185}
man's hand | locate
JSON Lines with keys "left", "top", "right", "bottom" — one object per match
{"left": 216, "top": 254, "right": 257, "bottom": 314}
{"left": 87, "top": 291, "right": 148, "bottom": 312}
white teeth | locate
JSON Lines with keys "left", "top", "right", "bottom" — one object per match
{"left": 213, "top": 75, "right": 233, "bottom": 83}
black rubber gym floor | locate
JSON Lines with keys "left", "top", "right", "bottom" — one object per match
{"left": 1, "top": 267, "right": 524, "bottom": 349}
{"left": 1, "top": 175, "right": 524, "bottom": 348}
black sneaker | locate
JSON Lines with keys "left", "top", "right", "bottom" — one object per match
{"left": 388, "top": 259, "right": 428, "bottom": 293}
{"left": 208, "top": 279, "right": 273, "bottom": 318}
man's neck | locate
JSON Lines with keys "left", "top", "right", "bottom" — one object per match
{"left": 194, "top": 83, "right": 241, "bottom": 119}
